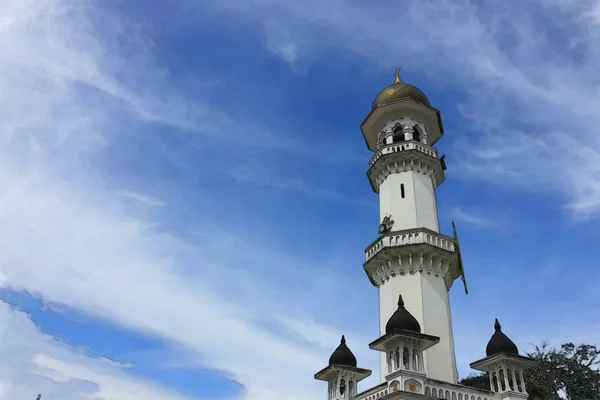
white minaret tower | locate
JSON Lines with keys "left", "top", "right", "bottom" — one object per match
{"left": 360, "top": 68, "right": 467, "bottom": 384}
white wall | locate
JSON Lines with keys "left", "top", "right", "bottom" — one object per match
{"left": 379, "top": 171, "right": 440, "bottom": 232}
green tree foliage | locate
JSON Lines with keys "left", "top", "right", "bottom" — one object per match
{"left": 459, "top": 342, "right": 600, "bottom": 400}
{"left": 459, "top": 373, "right": 490, "bottom": 391}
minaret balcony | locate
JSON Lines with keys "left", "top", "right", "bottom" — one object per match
{"left": 369, "top": 141, "right": 438, "bottom": 167}
{"left": 365, "top": 228, "right": 455, "bottom": 261}
{"left": 367, "top": 143, "right": 445, "bottom": 193}
{"left": 363, "top": 228, "right": 463, "bottom": 290}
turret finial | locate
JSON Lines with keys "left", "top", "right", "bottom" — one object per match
{"left": 494, "top": 318, "right": 502, "bottom": 330}
{"left": 341, "top": 335, "right": 346, "bottom": 344}
{"left": 397, "top": 295, "right": 405, "bottom": 308}
{"left": 394, "top": 67, "right": 402, "bottom": 84}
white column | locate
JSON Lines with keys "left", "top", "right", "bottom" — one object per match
{"left": 511, "top": 369, "right": 518, "bottom": 391}
{"left": 488, "top": 373, "right": 494, "bottom": 391}
{"left": 503, "top": 369, "right": 510, "bottom": 392}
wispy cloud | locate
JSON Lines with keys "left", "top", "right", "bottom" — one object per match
{"left": 2, "top": 0, "right": 600, "bottom": 399}
{"left": 450, "top": 207, "right": 509, "bottom": 231}
{"left": 229, "top": 166, "right": 374, "bottom": 208}
{"left": 117, "top": 191, "right": 165, "bottom": 207}
{"left": 0, "top": 301, "right": 195, "bottom": 400}
{"left": 203, "top": 0, "right": 600, "bottom": 221}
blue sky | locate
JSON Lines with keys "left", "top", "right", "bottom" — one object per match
{"left": 1, "top": 0, "right": 600, "bottom": 399}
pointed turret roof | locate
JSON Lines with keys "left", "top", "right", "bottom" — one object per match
{"left": 485, "top": 319, "right": 519, "bottom": 357}
{"left": 385, "top": 295, "right": 421, "bottom": 334}
{"left": 328, "top": 335, "right": 358, "bottom": 367}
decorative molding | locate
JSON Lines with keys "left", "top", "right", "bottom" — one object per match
{"left": 367, "top": 147, "right": 445, "bottom": 193}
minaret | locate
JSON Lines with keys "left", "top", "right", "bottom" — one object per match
{"left": 360, "top": 68, "right": 466, "bottom": 383}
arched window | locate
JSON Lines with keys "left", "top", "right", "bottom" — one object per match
{"left": 394, "top": 348, "right": 400, "bottom": 370}
{"left": 403, "top": 347, "right": 410, "bottom": 369}
{"left": 413, "top": 125, "right": 423, "bottom": 143}
{"left": 433, "top": 389, "right": 438, "bottom": 398}
{"left": 426, "top": 387, "right": 431, "bottom": 397}
{"left": 412, "top": 349, "right": 419, "bottom": 371}
{"left": 392, "top": 125, "right": 405, "bottom": 143}
{"left": 339, "top": 378, "right": 346, "bottom": 398}
{"left": 499, "top": 369, "right": 506, "bottom": 391}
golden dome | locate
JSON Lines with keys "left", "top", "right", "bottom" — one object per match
{"left": 372, "top": 68, "right": 430, "bottom": 108}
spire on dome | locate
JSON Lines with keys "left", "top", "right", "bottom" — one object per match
{"left": 385, "top": 295, "right": 421, "bottom": 333}
{"left": 394, "top": 67, "right": 402, "bottom": 84}
{"left": 485, "top": 318, "right": 519, "bottom": 357}
{"left": 328, "top": 335, "right": 358, "bottom": 367}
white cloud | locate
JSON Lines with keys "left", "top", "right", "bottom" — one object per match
{"left": 0, "top": 2, "right": 366, "bottom": 399}
{"left": 203, "top": 0, "right": 600, "bottom": 221}
{"left": 0, "top": 301, "right": 194, "bottom": 400}
{"left": 450, "top": 207, "right": 509, "bottom": 231}
{"left": 117, "top": 191, "right": 165, "bottom": 207}
{"left": 2, "top": 0, "right": 599, "bottom": 399}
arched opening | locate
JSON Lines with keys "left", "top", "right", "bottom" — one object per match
{"left": 507, "top": 368, "right": 514, "bottom": 391}
{"left": 403, "top": 347, "right": 410, "bottom": 369}
{"left": 412, "top": 349, "right": 419, "bottom": 371}
{"left": 433, "top": 388, "right": 438, "bottom": 398}
{"left": 394, "top": 348, "right": 400, "bottom": 370}
{"left": 426, "top": 387, "right": 431, "bottom": 397}
{"left": 446, "top": 390, "right": 450, "bottom": 399}
{"left": 499, "top": 369, "right": 507, "bottom": 391}
{"left": 413, "top": 125, "right": 422, "bottom": 142}
{"left": 516, "top": 371, "right": 523, "bottom": 392}
{"left": 392, "top": 125, "right": 405, "bottom": 143}
{"left": 492, "top": 372, "right": 499, "bottom": 392}
{"left": 339, "top": 378, "right": 346, "bottom": 398}
{"left": 349, "top": 380, "right": 355, "bottom": 397}
{"left": 387, "top": 352, "right": 392, "bottom": 373}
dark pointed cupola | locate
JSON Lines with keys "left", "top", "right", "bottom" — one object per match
{"left": 328, "top": 335, "right": 358, "bottom": 367}
{"left": 485, "top": 319, "right": 519, "bottom": 357}
{"left": 315, "top": 335, "right": 372, "bottom": 399}
{"left": 385, "top": 295, "right": 421, "bottom": 334}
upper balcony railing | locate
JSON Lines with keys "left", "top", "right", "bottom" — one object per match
{"left": 369, "top": 141, "right": 438, "bottom": 167}
{"left": 365, "top": 228, "right": 455, "bottom": 261}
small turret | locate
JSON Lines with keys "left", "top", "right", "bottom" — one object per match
{"left": 369, "top": 295, "right": 440, "bottom": 395}
{"left": 315, "top": 336, "right": 372, "bottom": 399}
{"left": 470, "top": 320, "right": 536, "bottom": 400}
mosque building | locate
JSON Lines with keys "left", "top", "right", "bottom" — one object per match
{"left": 314, "top": 69, "right": 536, "bottom": 400}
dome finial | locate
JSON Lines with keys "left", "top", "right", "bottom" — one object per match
{"left": 394, "top": 67, "right": 402, "bottom": 84}
{"left": 494, "top": 318, "right": 501, "bottom": 330}
{"left": 397, "top": 295, "right": 405, "bottom": 308}
{"left": 341, "top": 335, "right": 346, "bottom": 344}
